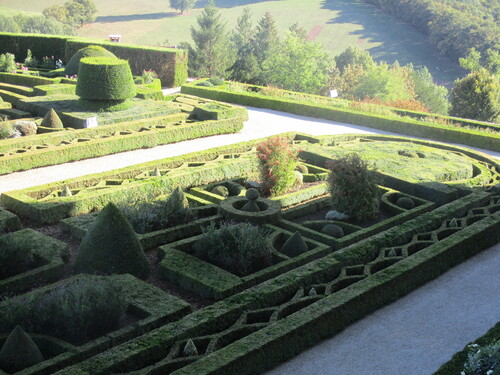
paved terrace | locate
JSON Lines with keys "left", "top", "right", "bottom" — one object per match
{"left": 0, "top": 106, "right": 499, "bottom": 375}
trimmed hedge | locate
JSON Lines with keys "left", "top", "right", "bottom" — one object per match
{"left": 181, "top": 82, "right": 500, "bottom": 152}
{"left": 76, "top": 57, "right": 136, "bottom": 101}
{"left": 0, "top": 228, "right": 69, "bottom": 295}
{"left": 0, "top": 33, "right": 187, "bottom": 87}
{"left": 0, "top": 208, "right": 21, "bottom": 234}
{"left": 51, "top": 189, "right": 499, "bottom": 375}
{"left": 0, "top": 72, "right": 57, "bottom": 87}
{"left": 64, "top": 45, "right": 117, "bottom": 76}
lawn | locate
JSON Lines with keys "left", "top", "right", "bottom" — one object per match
{"left": 1, "top": 0, "right": 465, "bottom": 85}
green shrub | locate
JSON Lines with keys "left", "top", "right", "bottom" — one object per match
{"left": 119, "top": 187, "right": 192, "bottom": 234}
{"left": 326, "top": 153, "right": 380, "bottom": 222}
{"left": 0, "top": 234, "right": 35, "bottom": 278}
{"left": 75, "top": 57, "right": 136, "bottom": 101}
{"left": 0, "top": 325, "right": 43, "bottom": 373}
{"left": 0, "top": 122, "right": 14, "bottom": 139}
{"left": 321, "top": 223, "right": 344, "bottom": 238}
{"left": 74, "top": 203, "right": 150, "bottom": 279}
{"left": 0, "top": 53, "right": 16, "bottom": 73}
{"left": 41, "top": 108, "right": 64, "bottom": 129}
{"left": 141, "top": 69, "right": 158, "bottom": 84}
{"left": 257, "top": 136, "right": 299, "bottom": 196}
{"left": 196, "top": 80, "right": 214, "bottom": 87}
{"left": 64, "top": 45, "right": 116, "bottom": 76}
{"left": 194, "top": 222, "right": 272, "bottom": 276}
{"left": 462, "top": 340, "right": 499, "bottom": 375}
{"left": 279, "top": 231, "right": 308, "bottom": 257}
{"left": 396, "top": 196, "right": 415, "bottom": 210}
{"left": 24, "top": 49, "right": 38, "bottom": 68}
{"left": 211, "top": 185, "right": 229, "bottom": 197}
{"left": 0, "top": 276, "right": 128, "bottom": 343}
{"left": 208, "top": 77, "right": 224, "bottom": 86}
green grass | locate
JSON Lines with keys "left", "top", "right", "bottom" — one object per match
{"left": 1, "top": 0, "right": 465, "bottom": 85}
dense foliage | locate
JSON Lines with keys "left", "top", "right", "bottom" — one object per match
{"left": 257, "top": 136, "right": 299, "bottom": 196}
{"left": 43, "top": 0, "right": 97, "bottom": 28}
{"left": 194, "top": 222, "right": 272, "bottom": 276}
{"left": 169, "top": 0, "right": 197, "bottom": 14}
{"left": 0, "top": 14, "right": 74, "bottom": 35}
{"left": 327, "top": 153, "right": 381, "bottom": 222}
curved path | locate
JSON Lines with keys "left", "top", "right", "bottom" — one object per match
{"left": 0, "top": 106, "right": 499, "bottom": 375}
{"left": 0, "top": 106, "right": 498, "bottom": 194}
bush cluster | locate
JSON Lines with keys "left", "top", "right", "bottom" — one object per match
{"left": 194, "top": 222, "right": 272, "bottom": 276}
{"left": 326, "top": 153, "right": 380, "bottom": 222}
{"left": 257, "top": 136, "right": 300, "bottom": 196}
{"left": 0, "top": 276, "right": 128, "bottom": 343}
{"left": 462, "top": 340, "right": 499, "bottom": 375}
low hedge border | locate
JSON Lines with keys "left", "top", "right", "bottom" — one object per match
{"left": 0, "top": 115, "right": 244, "bottom": 175}
{"left": 33, "top": 83, "right": 76, "bottom": 96}
{"left": 279, "top": 189, "right": 435, "bottom": 251}
{"left": 60, "top": 204, "right": 219, "bottom": 251}
{"left": 157, "top": 223, "right": 330, "bottom": 300}
{"left": 0, "top": 208, "right": 21, "bottom": 234}
{"left": 0, "top": 228, "right": 69, "bottom": 295}
{"left": 51, "top": 189, "right": 499, "bottom": 375}
{"left": 433, "top": 321, "right": 500, "bottom": 375}
{"left": 0, "top": 273, "right": 191, "bottom": 375}
{"left": 0, "top": 72, "right": 58, "bottom": 87}
{"left": 0, "top": 82, "right": 35, "bottom": 96}
{"left": 181, "top": 82, "right": 500, "bottom": 152}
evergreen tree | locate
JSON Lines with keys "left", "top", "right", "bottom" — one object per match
{"left": 410, "top": 66, "right": 449, "bottom": 114}
{"left": 229, "top": 8, "right": 259, "bottom": 82}
{"left": 335, "top": 46, "right": 375, "bottom": 73}
{"left": 169, "top": 0, "right": 197, "bottom": 14}
{"left": 252, "top": 12, "right": 280, "bottom": 81}
{"left": 187, "top": 0, "right": 234, "bottom": 77}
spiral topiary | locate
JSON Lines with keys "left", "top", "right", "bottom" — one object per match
{"left": 65, "top": 45, "right": 117, "bottom": 76}
{"left": 76, "top": 57, "right": 136, "bottom": 112}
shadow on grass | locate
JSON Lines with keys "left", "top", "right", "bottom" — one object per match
{"left": 96, "top": 12, "right": 177, "bottom": 22}
{"left": 197, "top": 0, "right": 283, "bottom": 8}
{"left": 320, "top": 0, "right": 466, "bottom": 87}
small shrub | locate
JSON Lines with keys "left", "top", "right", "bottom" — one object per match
{"left": 0, "top": 53, "right": 16, "bottom": 73}
{"left": 396, "top": 196, "right": 415, "bottom": 210}
{"left": 0, "top": 326, "right": 43, "bottom": 373}
{"left": 321, "top": 224, "right": 344, "bottom": 238}
{"left": 257, "top": 136, "right": 299, "bottom": 196}
{"left": 211, "top": 185, "right": 229, "bottom": 197}
{"left": 75, "top": 203, "right": 150, "bottom": 279}
{"left": 326, "top": 153, "right": 380, "bottom": 222}
{"left": 119, "top": 187, "right": 192, "bottom": 234}
{"left": 14, "top": 121, "right": 37, "bottom": 136}
{"left": 194, "top": 222, "right": 272, "bottom": 276}
{"left": 196, "top": 81, "right": 214, "bottom": 87}
{"left": 142, "top": 69, "right": 158, "bottom": 84}
{"left": 325, "top": 210, "right": 349, "bottom": 221}
{"left": 207, "top": 77, "right": 224, "bottom": 86}
{"left": 0, "top": 122, "right": 14, "bottom": 140}
{"left": 0, "top": 276, "right": 129, "bottom": 343}
{"left": 41, "top": 108, "right": 64, "bottom": 129}
{"left": 462, "top": 340, "right": 499, "bottom": 375}
{"left": 280, "top": 231, "right": 308, "bottom": 257}
{"left": 24, "top": 49, "right": 38, "bottom": 68}
{"left": 0, "top": 235, "right": 35, "bottom": 279}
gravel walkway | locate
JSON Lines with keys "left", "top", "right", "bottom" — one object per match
{"left": 0, "top": 104, "right": 498, "bottom": 375}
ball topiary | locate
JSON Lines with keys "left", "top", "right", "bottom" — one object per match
{"left": 74, "top": 202, "right": 150, "bottom": 279}
{"left": 211, "top": 185, "right": 229, "bottom": 197}
{"left": 41, "top": 108, "right": 63, "bottom": 129}
{"left": 296, "top": 164, "right": 309, "bottom": 174}
{"left": 65, "top": 45, "right": 117, "bottom": 76}
{"left": 280, "top": 231, "right": 308, "bottom": 258}
{"left": 76, "top": 57, "right": 136, "bottom": 101}
{"left": 245, "top": 188, "right": 260, "bottom": 201}
{"left": 395, "top": 196, "right": 415, "bottom": 210}
{"left": 321, "top": 224, "right": 344, "bottom": 238}
{"left": 0, "top": 325, "right": 44, "bottom": 373}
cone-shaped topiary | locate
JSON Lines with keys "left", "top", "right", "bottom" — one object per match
{"left": 76, "top": 57, "right": 136, "bottom": 101}
{"left": 280, "top": 231, "right": 308, "bottom": 258}
{"left": 151, "top": 167, "right": 161, "bottom": 177}
{"left": 74, "top": 202, "right": 150, "bottom": 279}
{"left": 41, "top": 108, "right": 63, "bottom": 129}
{"left": 0, "top": 325, "right": 44, "bottom": 373}
{"left": 165, "top": 186, "right": 189, "bottom": 214}
{"left": 60, "top": 185, "right": 72, "bottom": 197}
{"left": 241, "top": 200, "right": 261, "bottom": 212}
{"left": 65, "top": 45, "right": 117, "bottom": 76}
{"left": 183, "top": 339, "right": 198, "bottom": 356}
{"left": 308, "top": 287, "right": 317, "bottom": 296}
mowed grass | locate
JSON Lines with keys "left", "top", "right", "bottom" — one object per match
{"left": 1, "top": 0, "right": 465, "bottom": 85}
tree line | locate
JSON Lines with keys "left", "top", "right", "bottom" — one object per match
{"left": 360, "top": 0, "right": 499, "bottom": 64}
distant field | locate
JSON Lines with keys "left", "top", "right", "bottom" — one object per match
{"left": 0, "top": 0, "right": 465, "bottom": 85}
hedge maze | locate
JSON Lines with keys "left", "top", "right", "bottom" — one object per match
{"left": 0, "top": 132, "right": 498, "bottom": 375}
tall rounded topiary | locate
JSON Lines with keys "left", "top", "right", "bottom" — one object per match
{"left": 76, "top": 57, "right": 136, "bottom": 112}
{"left": 0, "top": 325, "right": 44, "bottom": 373}
{"left": 74, "top": 202, "right": 150, "bottom": 279}
{"left": 64, "top": 45, "right": 117, "bottom": 76}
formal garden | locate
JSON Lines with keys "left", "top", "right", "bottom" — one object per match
{"left": 0, "top": 32, "right": 498, "bottom": 375}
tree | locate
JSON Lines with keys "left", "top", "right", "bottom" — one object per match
{"left": 75, "top": 0, "right": 97, "bottom": 24}
{"left": 0, "top": 15, "right": 21, "bottom": 33}
{"left": 261, "top": 33, "right": 332, "bottom": 94}
{"left": 43, "top": 0, "right": 96, "bottom": 27}
{"left": 229, "top": 8, "right": 259, "bottom": 83}
{"left": 187, "top": 0, "right": 234, "bottom": 77}
{"left": 252, "top": 12, "right": 280, "bottom": 77}
{"left": 169, "top": 0, "right": 197, "bottom": 14}
{"left": 335, "top": 46, "right": 375, "bottom": 73}
{"left": 450, "top": 70, "right": 499, "bottom": 122}
{"left": 410, "top": 66, "right": 449, "bottom": 114}
{"left": 42, "top": 5, "right": 69, "bottom": 24}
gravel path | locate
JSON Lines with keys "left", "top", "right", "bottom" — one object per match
{"left": 0, "top": 106, "right": 498, "bottom": 194}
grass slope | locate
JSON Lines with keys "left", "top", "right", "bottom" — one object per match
{"left": 1, "top": 0, "right": 465, "bottom": 85}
